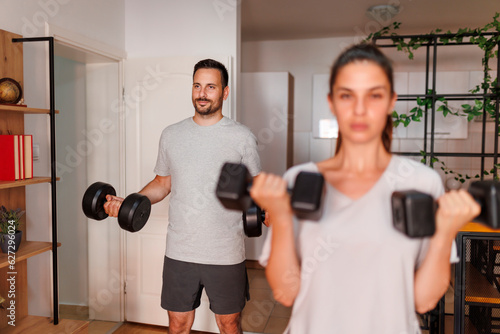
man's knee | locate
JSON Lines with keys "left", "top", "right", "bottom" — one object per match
{"left": 215, "top": 312, "right": 242, "bottom": 334}
{"left": 168, "top": 310, "right": 195, "bottom": 333}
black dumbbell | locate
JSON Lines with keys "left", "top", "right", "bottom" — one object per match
{"left": 391, "top": 180, "right": 500, "bottom": 238}
{"left": 243, "top": 202, "right": 266, "bottom": 238}
{"left": 216, "top": 163, "right": 325, "bottom": 236}
{"left": 82, "top": 182, "right": 151, "bottom": 233}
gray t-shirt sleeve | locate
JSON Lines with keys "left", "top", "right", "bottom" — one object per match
{"left": 241, "top": 132, "right": 261, "bottom": 177}
{"left": 154, "top": 128, "right": 171, "bottom": 176}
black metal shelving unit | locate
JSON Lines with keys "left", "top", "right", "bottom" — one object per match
{"left": 12, "top": 36, "right": 59, "bottom": 325}
{"left": 374, "top": 33, "right": 499, "bottom": 178}
{"left": 374, "top": 32, "right": 499, "bottom": 334}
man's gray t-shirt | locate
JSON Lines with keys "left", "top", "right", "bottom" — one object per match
{"left": 154, "top": 116, "right": 260, "bottom": 265}
{"left": 260, "top": 156, "right": 458, "bottom": 334}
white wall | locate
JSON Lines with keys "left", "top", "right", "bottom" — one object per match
{"left": 0, "top": 0, "right": 125, "bottom": 50}
{"left": 125, "top": 0, "right": 240, "bottom": 117}
{"left": 242, "top": 36, "right": 355, "bottom": 164}
{"left": 242, "top": 37, "right": 498, "bottom": 189}
{"left": 0, "top": 0, "right": 126, "bottom": 317}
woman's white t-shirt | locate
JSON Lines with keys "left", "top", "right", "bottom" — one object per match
{"left": 259, "top": 156, "right": 458, "bottom": 334}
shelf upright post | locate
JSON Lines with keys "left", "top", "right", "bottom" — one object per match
{"left": 429, "top": 36, "right": 438, "bottom": 168}
{"left": 480, "top": 47, "right": 489, "bottom": 180}
{"left": 12, "top": 36, "right": 59, "bottom": 325}
{"left": 494, "top": 40, "right": 500, "bottom": 178}
{"left": 423, "top": 41, "right": 431, "bottom": 165}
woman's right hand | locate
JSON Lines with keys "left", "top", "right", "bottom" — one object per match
{"left": 250, "top": 172, "right": 292, "bottom": 225}
{"left": 103, "top": 195, "right": 124, "bottom": 217}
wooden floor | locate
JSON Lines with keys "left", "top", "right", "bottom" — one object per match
{"left": 55, "top": 260, "right": 464, "bottom": 334}
{"left": 113, "top": 322, "right": 211, "bottom": 333}
{"left": 60, "top": 283, "right": 460, "bottom": 334}
{"left": 60, "top": 261, "right": 292, "bottom": 334}
{"left": 1, "top": 316, "right": 89, "bottom": 334}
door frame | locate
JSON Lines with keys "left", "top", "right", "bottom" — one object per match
{"left": 45, "top": 22, "right": 127, "bottom": 322}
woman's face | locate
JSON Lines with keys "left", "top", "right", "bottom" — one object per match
{"left": 328, "top": 60, "right": 397, "bottom": 148}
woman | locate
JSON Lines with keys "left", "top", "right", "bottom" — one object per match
{"left": 250, "top": 43, "right": 480, "bottom": 333}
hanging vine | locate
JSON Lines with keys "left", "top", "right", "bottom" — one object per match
{"left": 421, "top": 151, "right": 500, "bottom": 182}
{"left": 366, "top": 14, "right": 500, "bottom": 182}
{"left": 366, "top": 13, "right": 500, "bottom": 129}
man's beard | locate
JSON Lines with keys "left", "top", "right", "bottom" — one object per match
{"left": 194, "top": 98, "right": 222, "bottom": 116}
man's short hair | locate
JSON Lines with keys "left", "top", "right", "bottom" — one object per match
{"left": 193, "top": 59, "right": 229, "bottom": 88}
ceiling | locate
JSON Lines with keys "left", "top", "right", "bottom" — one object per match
{"left": 241, "top": 0, "right": 500, "bottom": 42}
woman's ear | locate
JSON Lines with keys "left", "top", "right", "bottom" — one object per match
{"left": 327, "top": 93, "right": 336, "bottom": 117}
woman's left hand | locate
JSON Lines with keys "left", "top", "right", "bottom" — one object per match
{"left": 435, "top": 189, "right": 481, "bottom": 238}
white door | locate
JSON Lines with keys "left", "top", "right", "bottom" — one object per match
{"left": 124, "top": 56, "right": 230, "bottom": 332}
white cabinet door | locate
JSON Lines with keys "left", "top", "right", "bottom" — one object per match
{"left": 124, "top": 56, "right": 230, "bottom": 332}
{"left": 240, "top": 72, "right": 293, "bottom": 260}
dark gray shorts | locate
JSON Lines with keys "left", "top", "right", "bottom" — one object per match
{"left": 161, "top": 256, "right": 249, "bottom": 314}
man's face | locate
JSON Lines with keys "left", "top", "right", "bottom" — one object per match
{"left": 192, "top": 68, "right": 229, "bottom": 116}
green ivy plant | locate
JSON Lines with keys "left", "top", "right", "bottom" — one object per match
{"left": 392, "top": 90, "right": 489, "bottom": 128}
{"left": 368, "top": 14, "right": 500, "bottom": 182}
{"left": 421, "top": 152, "right": 500, "bottom": 182}
{"left": 367, "top": 13, "right": 500, "bottom": 60}
{"left": 367, "top": 13, "right": 500, "bottom": 130}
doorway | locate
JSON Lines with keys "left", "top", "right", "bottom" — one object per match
{"left": 52, "top": 35, "right": 124, "bottom": 322}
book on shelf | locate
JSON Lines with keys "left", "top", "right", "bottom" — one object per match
{"left": 0, "top": 134, "right": 34, "bottom": 181}
{"left": 19, "top": 134, "right": 24, "bottom": 180}
{"left": 0, "top": 134, "right": 20, "bottom": 180}
{"left": 24, "top": 135, "right": 33, "bottom": 179}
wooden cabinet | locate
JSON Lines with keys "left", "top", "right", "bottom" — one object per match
{"left": 0, "top": 29, "right": 88, "bottom": 333}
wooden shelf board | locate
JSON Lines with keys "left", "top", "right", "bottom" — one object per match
{"left": 2, "top": 315, "right": 89, "bottom": 333}
{"left": 0, "top": 105, "right": 59, "bottom": 114}
{"left": 0, "top": 241, "right": 61, "bottom": 269}
{"left": 460, "top": 222, "right": 500, "bottom": 234}
{"left": 0, "top": 177, "right": 60, "bottom": 189}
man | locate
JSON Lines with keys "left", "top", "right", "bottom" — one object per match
{"left": 104, "top": 59, "right": 260, "bottom": 334}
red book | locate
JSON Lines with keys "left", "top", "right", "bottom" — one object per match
{"left": 24, "top": 135, "right": 33, "bottom": 179}
{"left": 0, "top": 135, "right": 20, "bottom": 181}
{"left": 18, "top": 134, "right": 24, "bottom": 180}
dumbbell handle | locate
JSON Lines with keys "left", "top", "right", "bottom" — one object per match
{"left": 101, "top": 194, "right": 122, "bottom": 216}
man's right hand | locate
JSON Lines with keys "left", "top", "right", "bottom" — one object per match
{"left": 103, "top": 195, "right": 124, "bottom": 217}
